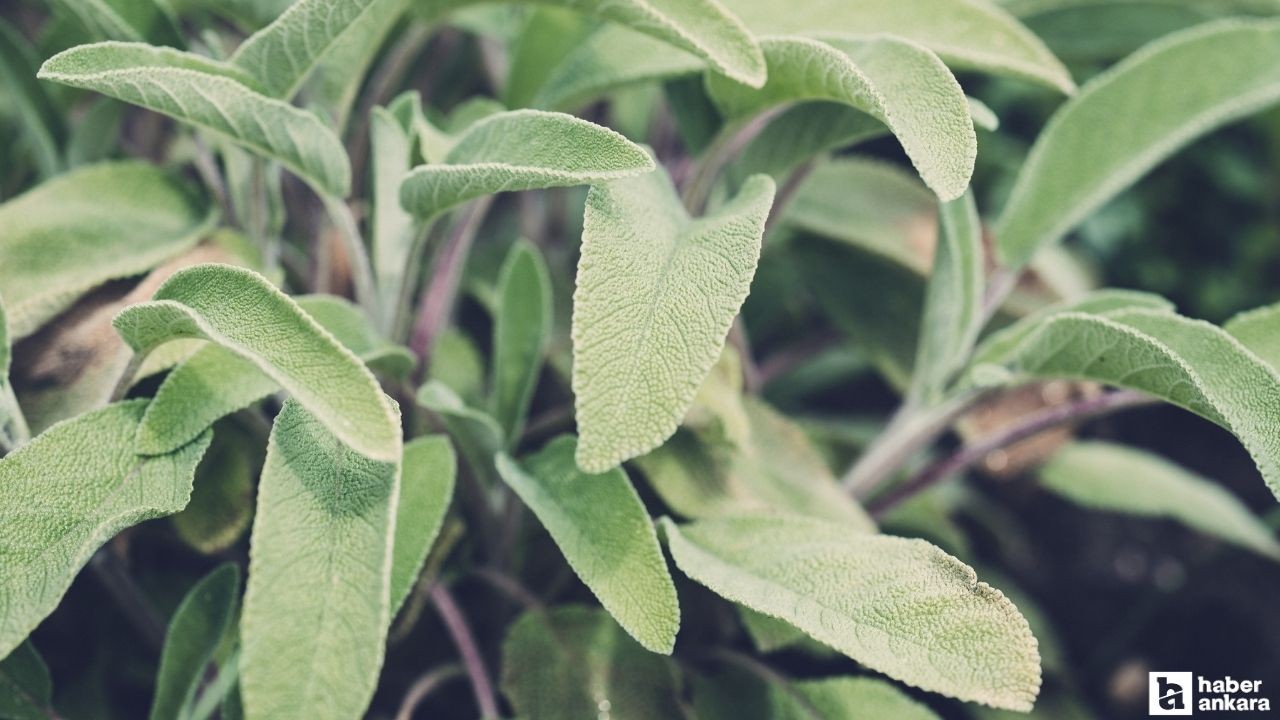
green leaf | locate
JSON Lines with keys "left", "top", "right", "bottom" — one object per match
{"left": 911, "top": 191, "right": 985, "bottom": 402}
{"left": 399, "top": 109, "right": 654, "bottom": 218}
{"left": 389, "top": 436, "right": 456, "bottom": 618}
{"left": 490, "top": 240, "right": 552, "bottom": 444}
{"left": 995, "top": 19, "right": 1280, "bottom": 268}
{"left": 52, "top": 0, "right": 181, "bottom": 43}
{"left": 116, "top": 264, "right": 400, "bottom": 462}
{"left": 293, "top": 295, "right": 415, "bottom": 378}
{"left": 500, "top": 606, "right": 684, "bottom": 720}
{"left": 496, "top": 436, "right": 680, "bottom": 654}
{"left": 371, "top": 101, "right": 418, "bottom": 330}
{"left": 661, "top": 515, "right": 1041, "bottom": 710}
{"left": 970, "top": 307, "right": 1280, "bottom": 502}
{"left": 171, "top": 421, "right": 260, "bottom": 555}
{"left": 240, "top": 400, "right": 401, "bottom": 720}
{"left": 695, "top": 670, "right": 942, "bottom": 720}
{"left": 506, "top": 7, "right": 595, "bottom": 109}
{"left": 706, "top": 35, "right": 976, "bottom": 200}
{"left": 0, "top": 162, "right": 214, "bottom": 340}
{"left": 0, "top": 400, "right": 213, "bottom": 658}
{"left": 38, "top": 43, "right": 352, "bottom": 197}
{"left": 0, "top": 18, "right": 63, "bottom": 179}
{"left": 0, "top": 642, "right": 53, "bottom": 720}
{"left": 150, "top": 564, "right": 240, "bottom": 720}
{"left": 416, "top": 380, "right": 505, "bottom": 478}
{"left": 1225, "top": 302, "right": 1280, "bottom": 370}
{"left": 730, "top": 103, "right": 887, "bottom": 184}
{"left": 1041, "top": 442, "right": 1280, "bottom": 560}
{"left": 305, "top": 0, "right": 409, "bottom": 125}
{"left": 572, "top": 170, "right": 775, "bottom": 472}
{"left": 531, "top": 24, "right": 704, "bottom": 111}
{"left": 722, "top": 0, "right": 1074, "bottom": 93}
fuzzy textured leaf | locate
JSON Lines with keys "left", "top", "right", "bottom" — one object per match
{"left": 150, "top": 564, "right": 240, "bottom": 720}
{"left": 573, "top": 170, "right": 775, "bottom": 472}
{"left": 661, "top": 515, "right": 1041, "bottom": 710}
{"left": 389, "top": 436, "right": 456, "bottom": 617}
{"left": 490, "top": 240, "right": 552, "bottom": 444}
{"left": 496, "top": 436, "right": 680, "bottom": 653}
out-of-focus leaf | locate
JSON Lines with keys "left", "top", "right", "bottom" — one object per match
{"left": 730, "top": 103, "right": 885, "bottom": 185}
{"left": 695, "top": 669, "right": 942, "bottom": 720}
{"left": 306, "top": 0, "right": 409, "bottom": 125}
{"left": 428, "top": 330, "right": 486, "bottom": 405}
{"left": 416, "top": 381, "right": 504, "bottom": 478}
{"left": 64, "top": 98, "right": 123, "bottom": 167}
{"left": 371, "top": 99, "right": 417, "bottom": 331}
{"left": 490, "top": 240, "right": 551, "bottom": 444}
{"left": 532, "top": 24, "right": 703, "bottom": 110}
{"left": 52, "top": 0, "right": 182, "bottom": 44}
{"left": 150, "top": 564, "right": 240, "bottom": 720}
{"left": 572, "top": 169, "right": 775, "bottom": 472}
{"left": 0, "top": 19, "right": 63, "bottom": 179}
{"left": 293, "top": 295, "right": 415, "bottom": 378}
{"left": 171, "top": 421, "right": 260, "bottom": 555}
{"left": 1225, "top": 301, "right": 1280, "bottom": 370}
{"left": 0, "top": 401, "right": 212, "bottom": 658}
{"left": 496, "top": 436, "right": 680, "bottom": 653}
{"left": 506, "top": 7, "right": 594, "bottom": 109}
{"left": 662, "top": 515, "right": 1041, "bottom": 710}
{"left": 389, "top": 436, "right": 455, "bottom": 617}
{"left": 500, "top": 606, "right": 684, "bottom": 720}
{"left": 0, "top": 642, "right": 53, "bottom": 720}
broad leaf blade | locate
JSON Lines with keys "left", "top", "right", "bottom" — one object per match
{"left": 240, "top": 400, "right": 401, "bottom": 720}
{"left": 996, "top": 19, "right": 1280, "bottom": 268}
{"left": 116, "top": 264, "right": 400, "bottom": 462}
{"left": 490, "top": 240, "right": 552, "bottom": 444}
{"left": 531, "top": 24, "right": 704, "bottom": 111}
{"left": 572, "top": 170, "right": 775, "bottom": 472}
{"left": 39, "top": 43, "right": 352, "bottom": 197}
{"left": 1225, "top": 302, "right": 1280, "bottom": 369}
{"left": 662, "top": 515, "right": 1041, "bottom": 710}
{"left": 496, "top": 436, "right": 680, "bottom": 654}
{"left": 150, "top": 564, "right": 240, "bottom": 720}
{"left": 0, "top": 400, "right": 212, "bottom": 658}
{"left": 389, "top": 436, "right": 456, "bottom": 617}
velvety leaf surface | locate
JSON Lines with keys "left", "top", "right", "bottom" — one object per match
{"left": 38, "top": 43, "right": 352, "bottom": 196}
{"left": 0, "top": 162, "right": 213, "bottom": 339}
{"left": 1041, "top": 442, "right": 1280, "bottom": 559}
{"left": 389, "top": 435, "right": 455, "bottom": 617}
{"left": 399, "top": 109, "right": 654, "bottom": 218}
{"left": 996, "top": 19, "right": 1280, "bottom": 267}
{"left": 496, "top": 436, "right": 680, "bottom": 653}
{"left": 661, "top": 515, "right": 1042, "bottom": 710}
{"left": 0, "top": 642, "right": 52, "bottom": 720}
{"left": 239, "top": 400, "right": 401, "bottom": 720}
{"left": 0, "top": 401, "right": 212, "bottom": 658}
{"left": 115, "top": 264, "right": 400, "bottom": 461}
{"left": 572, "top": 170, "right": 775, "bottom": 472}
{"left": 490, "top": 240, "right": 552, "bottom": 444}
{"left": 500, "top": 606, "right": 684, "bottom": 720}
{"left": 150, "top": 564, "right": 240, "bottom": 720}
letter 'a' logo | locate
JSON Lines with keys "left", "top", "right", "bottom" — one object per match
{"left": 1150, "top": 672, "right": 1193, "bottom": 715}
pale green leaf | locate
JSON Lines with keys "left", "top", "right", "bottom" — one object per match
{"left": 706, "top": 35, "right": 976, "bottom": 200}
{"left": 399, "top": 109, "right": 654, "bottom": 218}
{"left": 416, "top": 380, "right": 504, "bottom": 477}
{"left": 51, "top": 0, "right": 181, "bottom": 43}
{"left": 240, "top": 399, "right": 401, "bottom": 720}
{"left": 730, "top": 103, "right": 891, "bottom": 185}
{"left": 389, "top": 435, "right": 456, "bottom": 617}
{"left": 293, "top": 295, "right": 415, "bottom": 378}
{"left": 490, "top": 240, "right": 552, "bottom": 444}
{"left": 506, "top": 7, "right": 595, "bottom": 109}
{"left": 995, "top": 19, "right": 1280, "bottom": 268}
{"left": 496, "top": 436, "right": 680, "bottom": 654}
{"left": 38, "top": 43, "right": 352, "bottom": 197}
{"left": 1041, "top": 442, "right": 1280, "bottom": 559}
{"left": 0, "top": 18, "right": 63, "bottom": 179}
{"left": 531, "top": 24, "right": 703, "bottom": 110}
{"left": 171, "top": 421, "right": 260, "bottom": 555}
{"left": 429, "top": 330, "right": 486, "bottom": 405}
{"left": 306, "top": 0, "right": 409, "bottom": 125}
{"left": 0, "top": 162, "right": 214, "bottom": 339}
{"left": 661, "top": 515, "right": 1041, "bottom": 710}
{"left": 572, "top": 170, "right": 775, "bottom": 472}
{"left": 371, "top": 102, "right": 418, "bottom": 330}
{"left": 1225, "top": 302, "right": 1280, "bottom": 370}
{"left": 0, "top": 642, "right": 52, "bottom": 720}
{"left": 696, "top": 670, "right": 942, "bottom": 720}
{"left": 150, "top": 564, "right": 240, "bottom": 720}
{"left": 0, "top": 400, "right": 212, "bottom": 658}
{"left": 115, "top": 264, "right": 400, "bottom": 462}
{"left": 500, "top": 606, "right": 684, "bottom": 720}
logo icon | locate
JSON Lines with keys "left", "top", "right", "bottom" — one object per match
{"left": 1151, "top": 672, "right": 1193, "bottom": 716}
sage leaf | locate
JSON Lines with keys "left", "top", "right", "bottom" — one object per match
{"left": 0, "top": 400, "right": 213, "bottom": 658}
{"left": 416, "top": 380, "right": 505, "bottom": 480}
{"left": 293, "top": 295, "right": 415, "bottom": 379}
{"left": 51, "top": 0, "right": 181, "bottom": 44}
{"left": 706, "top": 35, "right": 976, "bottom": 200}
{"left": 490, "top": 240, "right": 552, "bottom": 444}
{"left": 1225, "top": 302, "right": 1280, "bottom": 370}
{"left": 0, "top": 641, "right": 52, "bottom": 720}
{"left": 1041, "top": 442, "right": 1280, "bottom": 560}
{"left": 995, "top": 19, "right": 1280, "bottom": 268}
{"left": 0, "top": 162, "right": 214, "bottom": 339}
{"left": 390, "top": 436, "right": 456, "bottom": 618}
{"left": 307, "top": 0, "right": 408, "bottom": 126}
{"left": 500, "top": 606, "right": 684, "bottom": 720}
{"left": 240, "top": 400, "right": 401, "bottom": 720}
{"left": 496, "top": 436, "right": 680, "bottom": 654}
{"left": 572, "top": 170, "right": 775, "bottom": 473}
{"left": 695, "top": 671, "right": 942, "bottom": 720}
{"left": 38, "top": 43, "right": 352, "bottom": 197}
{"left": 532, "top": 25, "right": 703, "bottom": 111}
{"left": 171, "top": 421, "right": 260, "bottom": 555}
{"left": 399, "top": 109, "right": 654, "bottom": 219}
{"left": 150, "top": 564, "right": 240, "bottom": 720}
{"left": 115, "top": 264, "right": 400, "bottom": 462}
{"left": 661, "top": 515, "right": 1041, "bottom": 710}
{"left": 371, "top": 101, "right": 417, "bottom": 330}
{"left": 0, "top": 18, "right": 63, "bottom": 179}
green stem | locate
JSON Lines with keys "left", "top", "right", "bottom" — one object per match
{"left": 680, "top": 108, "right": 784, "bottom": 214}
{"left": 321, "top": 194, "right": 380, "bottom": 317}
{"left": 0, "top": 381, "right": 30, "bottom": 448}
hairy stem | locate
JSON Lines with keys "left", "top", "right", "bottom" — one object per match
{"left": 429, "top": 584, "right": 500, "bottom": 720}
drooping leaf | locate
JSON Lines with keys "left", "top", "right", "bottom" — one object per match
{"left": 171, "top": 421, "right": 260, "bottom": 555}
{"left": 661, "top": 515, "right": 1041, "bottom": 710}
{"left": 399, "top": 109, "right": 654, "bottom": 218}
{"left": 496, "top": 436, "right": 680, "bottom": 654}
{"left": 500, "top": 606, "right": 684, "bottom": 720}
{"left": 490, "top": 240, "right": 552, "bottom": 444}
{"left": 150, "top": 564, "right": 241, "bottom": 720}
{"left": 239, "top": 400, "right": 401, "bottom": 720}
{"left": 0, "top": 162, "right": 214, "bottom": 339}
{"left": 695, "top": 669, "right": 942, "bottom": 720}
{"left": 0, "top": 18, "right": 63, "bottom": 179}
{"left": 1040, "top": 442, "right": 1280, "bottom": 559}
{"left": 995, "top": 19, "right": 1280, "bottom": 268}
{"left": 0, "top": 641, "right": 53, "bottom": 720}
{"left": 0, "top": 400, "right": 213, "bottom": 658}
{"left": 531, "top": 24, "right": 704, "bottom": 110}
{"left": 115, "top": 264, "right": 400, "bottom": 461}
{"left": 389, "top": 436, "right": 456, "bottom": 617}
{"left": 572, "top": 169, "right": 775, "bottom": 472}
{"left": 38, "top": 43, "right": 352, "bottom": 197}
{"left": 706, "top": 35, "right": 976, "bottom": 200}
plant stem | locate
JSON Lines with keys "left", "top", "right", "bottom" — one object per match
{"left": 681, "top": 108, "right": 784, "bottom": 214}
{"left": 89, "top": 548, "right": 166, "bottom": 652}
{"left": 410, "top": 198, "right": 492, "bottom": 374}
{"left": 429, "top": 584, "right": 500, "bottom": 720}
{"left": 867, "top": 389, "right": 1157, "bottom": 516}
{"left": 0, "top": 381, "right": 30, "bottom": 448}
{"left": 395, "top": 664, "right": 464, "bottom": 720}
{"left": 320, "top": 194, "right": 379, "bottom": 316}
{"left": 108, "top": 351, "right": 149, "bottom": 403}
